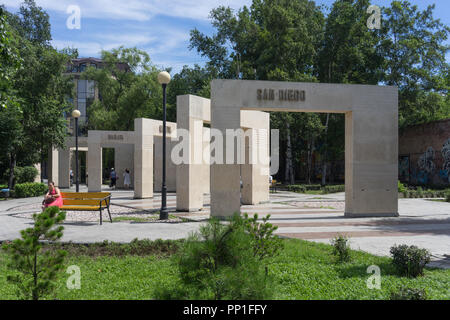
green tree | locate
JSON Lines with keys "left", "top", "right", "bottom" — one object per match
{"left": 2, "top": 206, "right": 67, "bottom": 300}
{"left": 190, "top": 0, "right": 326, "bottom": 184}
{"left": 380, "top": 1, "right": 450, "bottom": 127}
{"left": 0, "top": 7, "right": 22, "bottom": 110}
{"left": 166, "top": 64, "right": 211, "bottom": 120}
{"left": 82, "top": 46, "right": 167, "bottom": 131}
{"left": 3, "top": 1, "right": 74, "bottom": 182}
{"left": 316, "top": 0, "right": 384, "bottom": 184}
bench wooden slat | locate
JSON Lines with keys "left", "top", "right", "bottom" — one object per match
{"left": 61, "top": 205, "right": 102, "bottom": 211}
{"left": 63, "top": 199, "right": 107, "bottom": 206}
{"left": 61, "top": 192, "right": 110, "bottom": 199}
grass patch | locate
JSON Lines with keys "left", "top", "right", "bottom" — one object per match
{"left": 0, "top": 238, "right": 448, "bottom": 300}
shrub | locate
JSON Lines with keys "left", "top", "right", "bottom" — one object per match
{"left": 323, "top": 185, "right": 345, "bottom": 194}
{"left": 331, "top": 234, "right": 351, "bottom": 263}
{"left": 163, "top": 214, "right": 274, "bottom": 300}
{"left": 390, "top": 286, "right": 427, "bottom": 300}
{"left": 2, "top": 207, "right": 67, "bottom": 300}
{"left": 14, "top": 182, "right": 47, "bottom": 198}
{"left": 18, "top": 166, "right": 39, "bottom": 183}
{"left": 416, "top": 186, "right": 423, "bottom": 197}
{"left": 446, "top": 191, "right": 450, "bottom": 202}
{"left": 398, "top": 181, "right": 407, "bottom": 193}
{"left": 390, "top": 244, "right": 431, "bottom": 277}
{"left": 241, "top": 213, "right": 282, "bottom": 274}
{"left": 8, "top": 166, "right": 39, "bottom": 185}
{"left": 287, "top": 185, "right": 306, "bottom": 193}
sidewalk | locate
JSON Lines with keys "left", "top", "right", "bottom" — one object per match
{"left": 1, "top": 189, "right": 449, "bottom": 268}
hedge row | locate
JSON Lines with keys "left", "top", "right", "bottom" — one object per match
{"left": 13, "top": 182, "right": 48, "bottom": 198}
{"left": 400, "top": 190, "right": 449, "bottom": 199}
{"left": 287, "top": 184, "right": 345, "bottom": 194}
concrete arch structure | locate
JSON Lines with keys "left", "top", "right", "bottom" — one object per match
{"left": 210, "top": 79, "right": 399, "bottom": 218}
{"left": 48, "top": 118, "right": 177, "bottom": 199}
{"left": 176, "top": 94, "right": 270, "bottom": 212}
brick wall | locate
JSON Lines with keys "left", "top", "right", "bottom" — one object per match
{"left": 399, "top": 119, "right": 450, "bottom": 186}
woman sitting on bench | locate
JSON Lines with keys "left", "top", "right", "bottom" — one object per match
{"left": 42, "top": 181, "right": 63, "bottom": 210}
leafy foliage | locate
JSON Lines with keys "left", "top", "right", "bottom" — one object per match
{"left": 157, "top": 214, "right": 276, "bottom": 299}
{"left": 390, "top": 244, "right": 431, "bottom": 278}
{"left": 1, "top": 1, "right": 74, "bottom": 186}
{"left": 390, "top": 286, "right": 427, "bottom": 300}
{"left": 2, "top": 206, "right": 66, "bottom": 300}
{"left": 82, "top": 47, "right": 168, "bottom": 130}
{"left": 241, "top": 213, "right": 282, "bottom": 264}
{"left": 331, "top": 234, "right": 351, "bottom": 263}
{"left": 380, "top": 1, "right": 450, "bottom": 127}
{"left": 13, "top": 182, "right": 47, "bottom": 198}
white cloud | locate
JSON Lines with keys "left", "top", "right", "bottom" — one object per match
{"left": 4, "top": 0, "right": 251, "bottom": 21}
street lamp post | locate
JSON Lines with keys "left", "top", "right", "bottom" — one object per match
{"left": 158, "top": 71, "right": 171, "bottom": 220}
{"left": 72, "top": 109, "right": 81, "bottom": 193}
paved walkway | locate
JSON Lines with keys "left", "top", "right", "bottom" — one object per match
{"left": 0, "top": 187, "right": 449, "bottom": 268}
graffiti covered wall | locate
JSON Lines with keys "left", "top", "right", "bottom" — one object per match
{"left": 399, "top": 119, "right": 450, "bottom": 186}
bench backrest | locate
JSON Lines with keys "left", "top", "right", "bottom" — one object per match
{"left": 61, "top": 192, "right": 111, "bottom": 206}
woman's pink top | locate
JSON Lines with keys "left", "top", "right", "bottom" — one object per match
{"left": 45, "top": 188, "right": 63, "bottom": 208}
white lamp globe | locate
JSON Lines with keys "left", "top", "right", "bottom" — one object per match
{"left": 71, "top": 109, "right": 81, "bottom": 118}
{"left": 158, "top": 71, "right": 171, "bottom": 85}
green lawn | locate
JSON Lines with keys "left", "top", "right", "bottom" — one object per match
{"left": 0, "top": 239, "right": 448, "bottom": 300}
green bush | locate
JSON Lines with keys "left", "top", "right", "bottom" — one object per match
{"left": 158, "top": 214, "right": 274, "bottom": 300}
{"left": 11, "top": 166, "right": 39, "bottom": 184}
{"left": 398, "top": 181, "right": 407, "bottom": 193}
{"left": 390, "top": 245, "right": 431, "bottom": 278}
{"left": 322, "top": 185, "right": 345, "bottom": 194}
{"left": 14, "top": 182, "right": 47, "bottom": 198}
{"left": 331, "top": 234, "right": 351, "bottom": 263}
{"left": 287, "top": 185, "right": 306, "bottom": 193}
{"left": 390, "top": 286, "right": 427, "bottom": 300}
{"left": 445, "top": 191, "right": 450, "bottom": 202}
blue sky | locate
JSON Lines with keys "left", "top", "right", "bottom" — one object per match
{"left": 3, "top": 0, "right": 449, "bottom": 73}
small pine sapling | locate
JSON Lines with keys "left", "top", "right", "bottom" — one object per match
{"left": 2, "top": 206, "right": 67, "bottom": 300}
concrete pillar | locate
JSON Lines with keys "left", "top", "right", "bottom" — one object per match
{"left": 154, "top": 137, "right": 177, "bottom": 192}
{"left": 34, "top": 163, "right": 41, "bottom": 183}
{"left": 88, "top": 133, "right": 102, "bottom": 192}
{"left": 202, "top": 127, "right": 210, "bottom": 195}
{"left": 134, "top": 118, "right": 153, "bottom": 198}
{"left": 210, "top": 106, "right": 241, "bottom": 217}
{"left": 115, "top": 144, "right": 134, "bottom": 189}
{"left": 240, "top": 113, "right": 270, "bottom": 205}
{"left": 344, "top": 109, "right": 399, "bottom": 217}
{"left": 47, "top": 147, "right": 59, "bottom": 185}
{"left": 176, "top": 95, "right": 210, "bottom": 212}
{"left": 58, "top": 148, "right": 71, "bottom": 188}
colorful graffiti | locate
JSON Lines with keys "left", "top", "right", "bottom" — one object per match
{"left": 398, "top": 156, "right": 409, "bottom": 181}
{"left": 402, "top": 137, "right": 450, "bottom": 186}
{"left": 441, "top": 138, "right": 450, "bottom": 183}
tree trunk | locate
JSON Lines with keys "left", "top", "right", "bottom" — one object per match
{"left": 306, "top": 137, "right": 315, "bottom": 184}
{"left": 321, "top": 113, "right": 330, "bottom": 186}
{"left": 285, "top": 121, "right": 295, "bottom": 184}
{"left": 40, "top": 136, "right": 45, "bottom": 182}
{"left": 8, "top": 153, "right": 16, "bottom": 189}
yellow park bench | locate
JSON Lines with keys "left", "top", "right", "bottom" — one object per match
{"left": 60, "top": 192, "right": 112, "bottom": 225}
{"left": 270, "top": 179, "right": 279, "bottom": 193}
